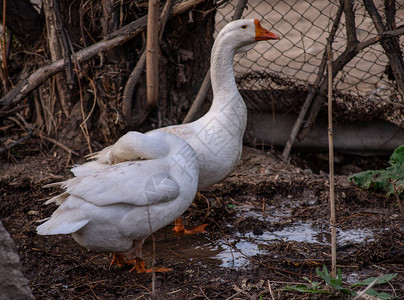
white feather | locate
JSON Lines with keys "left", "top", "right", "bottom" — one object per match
{"left": 37, "top": 131, "right": 199, "bottom": 255}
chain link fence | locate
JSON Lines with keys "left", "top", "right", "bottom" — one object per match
{"left": 215, "top": 0, "right": 404, "bottom": 126}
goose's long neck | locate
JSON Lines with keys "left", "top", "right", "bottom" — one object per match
{"left": 211, "top": 40, "right": 237, "bottom": 97}
{"left": 209, "top": 38, "right": 245, "bottom": 113}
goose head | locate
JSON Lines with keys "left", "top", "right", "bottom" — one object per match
{"left": 216, "top": 19, "right": 279, "bottom": 54}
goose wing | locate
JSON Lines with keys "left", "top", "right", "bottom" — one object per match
{"left": 72, "top": 131, "right": 169, "bottom": 176}
{"left": 85, "top": 131, "right": 169, "bottom": 165}
{"left": 59, "top": 162, "right": 180, "bottom": 207}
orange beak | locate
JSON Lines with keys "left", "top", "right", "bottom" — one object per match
{"left": 254, "top": 19, "right": 279, "bottom": 41}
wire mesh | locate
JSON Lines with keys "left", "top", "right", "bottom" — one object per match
{"left": 215, "top": 0, "right": 404, "bottom": 125}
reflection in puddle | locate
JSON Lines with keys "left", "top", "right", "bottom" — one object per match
{"left": 142, "top": 229, "right": 262, "bottom": 268}
{"left": 239, "top": 221, "right": 377, "bottom": 245}
{"left": 215, "top": 239, "right": 266, "bottom": 268}
{"left": 214, "top": 221, "right": 378, "bottom": 268}
{"left": 143, "top": 217, "right": 382, "bottom": 269}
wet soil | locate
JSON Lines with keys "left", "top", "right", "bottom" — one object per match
{"left": 1, "top": 145, "right": 403, "bottom": 299}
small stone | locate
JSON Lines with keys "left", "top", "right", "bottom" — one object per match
{"left": 253, "top": 228, "right": 263, "bottom": 236}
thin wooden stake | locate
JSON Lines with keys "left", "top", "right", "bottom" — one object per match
{"left": 146, "top": 0, "right": 160, "bottom": 113}
{"left": 1, "top": 0, "right": 9, "bottom": 93}
{"left": 146, "top": 207, "right": 156, "bottom": 299}
{"left": 327, "top": 44, "right": 337, "bottom": 278}
{"left": 392, "top": 180, "right": 404, "bottom": 219}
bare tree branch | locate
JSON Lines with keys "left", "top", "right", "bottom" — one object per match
{"left": 344, "top": 0, "right": 358, "bottom": 49}
{"left": 146, "top": 0, "right": 160, "bottom": 124}
{"left": 357, "top": 26, "right": 404, "bottom": 50}
{"left": 281, "top": 0, "right": 344, "bottom": 161}
{"left": 0, "top": 0, "right": 206, "bottom": 110}
{"left": 282, "top": 1, "right": 404, "bottom": 161}
{"left": 363, "top": 0, "right": 404, "bottom": 99}
{"left": 53, "top": 0, "right": 75, "bottom": 88}
{"left": 122, "top": 0, "right": 174, "bottom": 128}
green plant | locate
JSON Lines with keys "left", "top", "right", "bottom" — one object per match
{"left": 284, "top": 276, "right": 331, "bottom": 294}
{"left": 351, "top": 273, "right": 398, "bottom": 300}
{"left": 316, "top": 265, "right": 352, "bottom": 295}
{"left": 348, "top": 145, "right": 404, "bottom": 196}
{"left": 284, "top": 265, "right": 397, "bottom": 299}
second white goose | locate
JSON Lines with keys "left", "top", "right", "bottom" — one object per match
{"left": 76, "top": 19, "right": 279, "bottom": 187}
{"left": 73, "top": 19, "right": 279, "bottom": 231}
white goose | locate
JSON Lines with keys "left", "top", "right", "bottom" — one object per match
{"left": 37, "top": 131, "right": 199, "bottom": 273}
{"left": 73, "top": 19, "right": 279, "bottom": 231}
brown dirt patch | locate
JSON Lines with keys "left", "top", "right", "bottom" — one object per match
{"left": 1, "top": 144, "right": 403, "bottom": 299}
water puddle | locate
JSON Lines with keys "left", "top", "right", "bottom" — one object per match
{"left": 238, "top": 221, "right": 377, "bottom": 245}
{"left": 144, "top": 231, "right": 263, "bottom": 268}
{"left": 143, "top": 214, "right": 382, "bottom": 269}
{"left": 211, "top": 221, "right": 378, "bottom": 268}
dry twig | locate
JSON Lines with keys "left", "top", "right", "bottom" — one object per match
{"left": 353, "top": 277, "right": 380, "bottom": 300}
{"left": 0, "top": 113, "right": 33, "bottom": 155}
{"left": 39, "top": 133, "right": 79, "bottom": 167}
{"left": 0, "top": 0, "right": 207, "bottom": 110}
{"left": 0, "top": 132, "right": 33, "bottom": 155}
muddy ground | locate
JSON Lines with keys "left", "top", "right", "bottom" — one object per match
{"left": 0, "top": 142, "right": 403, "bottom": 299}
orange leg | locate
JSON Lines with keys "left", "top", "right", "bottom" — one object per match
{"left": 111, "top": 240, "right": 171, "bottom": 273}
{"left": 110, "top": 254, "right": 128, "bottom": 267}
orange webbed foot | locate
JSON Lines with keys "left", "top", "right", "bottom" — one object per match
{"left": 129, "top": 258, "right": 146, "bottom": 273}
{"left": 183, "top": 223, "right": 208, "bottom": 234}
{"left": 172, "top": 218, "right": 207, "bottom": 234}
{"left": 129, "top": 258, "right": 171, "bottom": 273}
{"left": 172, "top": 217, "right": 186, "bottom": 233}
{"left": 110, "top": 254, "right": 137, "bottom": 268}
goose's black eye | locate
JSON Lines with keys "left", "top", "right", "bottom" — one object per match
{"left": 241, "top": 25, "right": 247, "bottom": 29}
